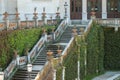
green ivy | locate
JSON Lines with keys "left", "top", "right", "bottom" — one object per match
{"left": 104, "top": 28, "right": 120, "bottom": 70}
{"left": 56, "top": 22, "right": 105, "bottom": 80}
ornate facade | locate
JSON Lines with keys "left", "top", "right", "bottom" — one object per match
{"left": 0, "top": 0, "right": 120, "bottom": 21}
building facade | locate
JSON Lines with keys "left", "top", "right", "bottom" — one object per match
{"left": 0, "top": 0, "right": 120, "bottom": 21}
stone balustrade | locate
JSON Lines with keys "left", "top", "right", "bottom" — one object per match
{"left": 0, "top": 12, "right": 59, "bottom": 31}
{"left": 96, "top": 18, "right": 120, "bottom": 27}
{"left": 2, "top": 19, "right": 67, "bottom": 80}
{"left": 54, "top": 19, "right": 67, "bottom": 40}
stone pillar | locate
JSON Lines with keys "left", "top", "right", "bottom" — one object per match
{"left": 14, "top": 50, "right": 20, "bottom": 66}
{"left": 25, "top": 15, "right": 29, "bottom": 28}
{"left": 0, "top": 71, "right": 4, "bottom": 80}
{"left": 42, "top": 7, "right": 47, "bottom": 25}
{"left": 15, "top": 8, "right": 20, "bottom": 29}
{"left": 82, "top": 0, "right": 87, "bottom": 20}
{"left": 102, "top": 0, "right": 107, "bottom": 19}
{"left": 62, "top": 66, "right": 66, "bottom": 80}
{"left": 3, "top": 12, "right": 9, "bottom": 30}
{"left": 25, "top": 48, "right": 31, "bottom": 64}
{"left": 53, "top": 69, "right": 56, "bottom": 80}
{"left": 72, "top": 25, "right": 78, "bottom": 36}
{"left": 42, "top": 29, "right": 47, "bottom": 42}
{"left": 33, "top": 7, "right": 38, "bottom": 27}
{"left": 57, "top": 47, "right": 62, "bottom": 65}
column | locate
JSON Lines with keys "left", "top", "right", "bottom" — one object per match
{"left": 102, "top": 0, "right": 107, "bottom": 19}
{"left": 82, "top": 0, "right": 87, "bottom": 20}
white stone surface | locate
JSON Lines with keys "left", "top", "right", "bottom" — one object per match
{"left": 0, "top": 0, "right": 111, "bottom": 21}
{"left": 102, "top": 0, "right": 107, "bottom": 19}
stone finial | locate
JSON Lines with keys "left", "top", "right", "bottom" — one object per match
{"left": 43, "top": 7, "right": 45, "bottom": 12}
{"left": 42, "top": 7, "right": 46, "bottom": 16}
{"left": 91, "top": 9, "right": 96, "bottom": 19}
{"left": 34, "top": 7, "right": 37, "bottom": 13}
{"left": 3, "top": 12, "right": 8, "bottom": 20}
{"left": 47, "top": 50, "right": 53, "bottom": 61}
{"left": 33, "top": 7, "right": 38, "bottom": 19}
{"left": 72, "top": 25, "right": 78, "bottom": 35}
{"left": 57, "top": 7, "right": 59, "bottom": 12}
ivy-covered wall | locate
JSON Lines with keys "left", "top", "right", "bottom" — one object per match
{"left": 85, "top": 22, "right": 104, "bottom": 78}
{"left": 56, "top": 40, "right": 77, "bottom": 80}
{"left": 104, "top": 28, "right": 120, "bottom": 70}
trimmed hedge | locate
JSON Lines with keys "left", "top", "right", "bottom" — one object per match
{"left": 85, "top": 22, "right": 104, "bottom": 75}
{"left": 104, "top": 28, "right": 120, "bottom": 70}
{"left": 56, "top": 22, "right": 104, "bottom": 80}
{"left": 56, "top": 40, "right": 77, "bottom": 80}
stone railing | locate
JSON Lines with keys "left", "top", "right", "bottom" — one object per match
{"left": 0, "top": 11, "right": 60, "bottom": 31}
{"left": 84, "top": 19, "right": 93, "bottom": 37}
{"left": 0, "top": 19, "right": 57, "bottom": 31}
{"left": 34, "top": 19, "right": 70, "bottom": 80}
{"left": 54, "top": 19, "right": 67, "bottom": 40}
{"left": 4, "top": 60, "right": 16, "bottom": 80}
{"left": 35, "top": 62, "right": 52, "bottom": 80}
{"left": 96, "top": 18, "right": 120, "bottom": 27}
{"left": 2, "top": 19, "right": 65, "bottom": 80}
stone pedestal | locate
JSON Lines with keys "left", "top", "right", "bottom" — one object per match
{"left": 91, "top": 11, "right": 96, "bottom": 19}
{"left": 56, "top": 12, "right": 60, "bottom": 24}
{"left": 3, "top": 12, "right": 9, "bottom": 30}
{"left": 15, "top": 8, "right": 20, "bottom": 29}
{"left": 33, "top": 7, "right": 38, "bottom": 27}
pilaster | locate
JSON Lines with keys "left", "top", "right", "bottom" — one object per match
{"left": 102, "top": 0, "right": 107, "bottom": 19}
{"left": 82, "top": 0, "right": 87, "bottom": 20}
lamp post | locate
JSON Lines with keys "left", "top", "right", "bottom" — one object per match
{"left": 64, "top": 2, "right": 68, "bottom": 18}
{"left": 27, "top": 64, "right": 32, "bottom": 80}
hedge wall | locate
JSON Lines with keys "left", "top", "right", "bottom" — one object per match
{"left": 56, "top": 22, "right": 104, "bottom": 80}
{"left": 85, "top": 22, "right": 104, "bottom": 75}
{"left": 56, "top": 40, "right": 77, "bottom": 80}
{"left": 104, "top": 28, "right": 120, "bottom": 70}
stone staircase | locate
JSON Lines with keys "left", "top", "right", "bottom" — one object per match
{"left": 10, "top": 21, "right": 87, "bottom": 80}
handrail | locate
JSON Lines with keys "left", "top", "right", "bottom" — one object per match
{"left": 84, "top": 19, "right": 93, "bottom": 37}
{"left": 54, "top": 19, "right": 67, "bottom": 40}
{"left": 62, "top": 37, "right": 74, "bottom": 56}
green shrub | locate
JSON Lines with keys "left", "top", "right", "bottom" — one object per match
{"left": 0, "top": 26, "right": 55, "bottom": 69}
{"left": 85, "top": 22, "right": 104, "bottom": 77}
{"left": 104, "top": 28, "right": 120, "bottom": 70}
